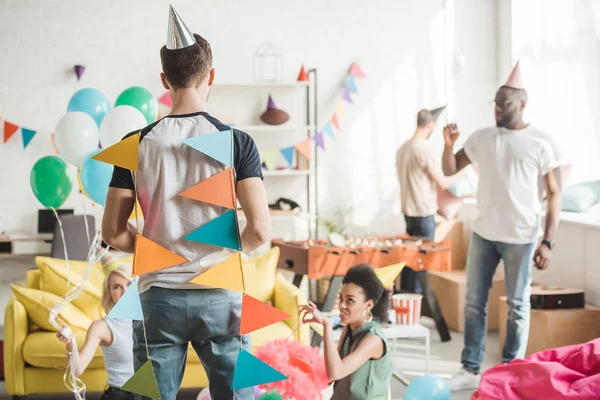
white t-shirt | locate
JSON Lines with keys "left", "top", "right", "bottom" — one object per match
{"left": 463, "top": 126, "right": 559, "bottom": 244}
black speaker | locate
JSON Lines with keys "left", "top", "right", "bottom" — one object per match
{"left": 37, "top": 209, "right": 74, "bottom": 234}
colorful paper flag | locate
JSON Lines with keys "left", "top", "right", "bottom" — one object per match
{"left": 261, "top": 150, "right": 279, "bottom": 171}
{"left": 178, "top": 167, "right": 236, "bottom": 209}
{"left": 240, "top": 294, "right": 290, "bottom": 335}
{"left": 190, "top": 252, "right": 245, "bottom": 292}
{"left": 343, "top": 88, "right": 353, "bottom": 104}
{"left": 21, "top": 128, "right": 36, "bottom": 149}
{"left": 133, "top": 234, "right": 188, "bottom": 276}
{"left": 184, "top": 209, "right": 241, "bottom": 250}
{"left": 3, "top": 121, "right": 19, "bottom": 143}
{"left": 50, "top": 133, "right": 59, "bottom": 155}
{"left": 336, "top": 101, "right": 345, "bottom": 118}
{"left": 322, "top": 122, "right": 336, "bottom": 141}
{"left": 106, "top": 280, "right": 143, "bottom": 320}
{"left": 295, "top": 138, "right": 312, "bottom": 160}
{"left": 331, "top": 113, "right": 340, "bottom": 130}
{"left": 183, "top": 130, "right": 233, "bottom": 167}
{"left": 297, "top": 64, "right": 309, "bottom": 82}
{"left": 92, "top": 133, "right": 140, "bottom": 171}
{"left": 313, "top": 132, "right": 325, "bottom": 151}
{"left": 121, "top": 360, "right": 161, "bottom": 399}
{"left": 349, "top": 62, "right": 367, "bottom": 78}
{"left": 74, "top": 65, "right": 85, "bottom": 81}
{"left": 345, "top": 76, "right": 358, "bottom": 93}
{"left": 158, "top": 91, "right": 173, "bottom": 107}
{"left": 280, "top": 146, "right": 295, "bottom": 167}
{"left": 375, "top": 262, "right": 406, "bottom": 288}
{"left": 232, "top": 349, "right": 288, "bottom": 390}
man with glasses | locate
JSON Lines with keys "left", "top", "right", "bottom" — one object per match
{"left": 441, "top": 63, "right": 562, "bottom": 391}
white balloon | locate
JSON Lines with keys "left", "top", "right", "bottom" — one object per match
{"left": 99, "top": 105, "right": 147, "bottom": 148}
{"left": 54, "top": 112, "right": 100, "bottom": 166}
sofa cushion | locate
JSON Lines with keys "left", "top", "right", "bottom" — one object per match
{"left": 23, "top": 331, "right": 104, "bottom": 369}
{"left": 35, "top": 256, "right": 105, "bottom": 293}
{"left": 242, "top": 247, "right": 279, "bottom": 303}
{"left": 38, "top": 261, "right": 104, "bottom": 320}
{"left": 10, "top": 285, "right": 92, "bottom": 332}
{"left": 561, "top": 180, "right": 600, "bottom": 212}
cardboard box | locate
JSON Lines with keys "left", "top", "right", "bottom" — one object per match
{"left": 498, "top": 296, "right": 600, "bottom": 356}
{"left": 429, "top": 270, "right": 505, "bottom": 332}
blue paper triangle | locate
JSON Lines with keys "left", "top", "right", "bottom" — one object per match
{"left": 21, "top": 128, "right": 36, "bottom": 149}
{"left": 184, "top": 209, "right": 241, "bottom": 250}
{"left": 345, "top": 76, "right": 358, "bottom": 93}
{"left": 280, "top": 146, "right": 295, "bottom": 166}
{"left": 106, "top": 280, "right": 143, "bottom": 320}
{"left": 183, "top": 130, "right": 233, "bottom": 167}
{"left": 232, "top": 349, "right": 288, "bottom": 390}
{"left": 323, "top": 122, "right": 336, "bottom": 141}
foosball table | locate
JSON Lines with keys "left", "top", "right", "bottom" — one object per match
{"left": 272, "top": 235, "right": 453, "bottom": 344}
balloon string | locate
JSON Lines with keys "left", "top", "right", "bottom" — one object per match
{"left": 79, "top": 192, "right": 91, "bottom": 246}
{"left": 51, "top": 208, "right": 70, "bottom": 289}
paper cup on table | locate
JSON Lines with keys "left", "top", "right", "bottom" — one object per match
{"left": 392, "top": 293, "right": 422, "bottom": 325}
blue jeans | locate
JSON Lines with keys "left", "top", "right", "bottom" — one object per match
{"left": 461, "top": 233, "right": 535, "bottom": 373}
{"left": 133, "top": 287, "right": 253, "bottom": 400}
{"left": 401, "top": 215, "right": 436, "bottom": 293}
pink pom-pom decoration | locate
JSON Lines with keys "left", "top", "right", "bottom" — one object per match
{"left": 255, "top": 339, "right": 330, "bottom": 400}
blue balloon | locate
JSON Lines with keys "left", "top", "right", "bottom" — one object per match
{"left": 404, "top": 375, "right": 450, "bottom": 400}
{"left": 80, "top": 150, "right": 113, "bottom": 206}
{"left": 67, "top": 88, "right": 111, "bottom": 127}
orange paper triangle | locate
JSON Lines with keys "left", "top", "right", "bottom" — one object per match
{"left": 178, "top": 167, "right": 236, "bottom": 209}
{"left": 93, "top": 133, "right": 140, "bottom": 171}
{"left": 297, "top": 65, "right": 309, "bottom": 81}
{"left": 3, "top": 121, "right": 19, "bottom": 143}
{"left": 295, "top": 138, "right": 312, "bottom": 160}
{"left": 133, "top": 234, "right": 188, "bottom": 276}
{"left": 190, "top": 252, "right": 245, "bottom": 292}
{"left": 240, "top": 294, "right": 291, "bottom": 335}
{"left": 331, "top": 113, "right": 340, "bottom": 130}
{"left": 504, "top": 61, "right": 523, "bottom": 89}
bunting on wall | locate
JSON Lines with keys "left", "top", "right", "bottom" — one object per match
{"left": 1, "top": 119, "right": 39, "bottom": 149}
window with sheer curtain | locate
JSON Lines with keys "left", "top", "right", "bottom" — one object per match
{"left": 512, "top": 0, "right": 600, "bottom": 185}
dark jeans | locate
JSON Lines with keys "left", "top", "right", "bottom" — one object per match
{"left": 401, "top": 215, "right": 436, "bottom": 294}
{"left": 101, "top": 387, "right": 135, "bottom": 400}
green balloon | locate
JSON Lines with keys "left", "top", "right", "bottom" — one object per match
{"left": 30, "top": 156, "right": 73, "bottom": 209}
{"left": 258, "top": 392, "right": 283, "bottom": 400}
{"left": 115, "top": 86, "right": 158, "bottom": 125}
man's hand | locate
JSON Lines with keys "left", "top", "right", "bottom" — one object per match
{"left": 533, "top": 244, "right": 551, "bottom": 270}
{"left": 443, "top": 123, "right": 460, "bottom": 146}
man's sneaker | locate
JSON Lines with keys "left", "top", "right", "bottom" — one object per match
{"left": 446, "top": 368, "right": 481, "bottom": 391}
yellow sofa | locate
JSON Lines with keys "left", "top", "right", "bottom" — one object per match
{"left": 3, "top": 247, "right": 309, "bottom": 398}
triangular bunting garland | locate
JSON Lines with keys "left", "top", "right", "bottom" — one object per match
{"left": 336, "top": 101, "right": 345, "bottom": 118}
{"left": 331, "top": 113, "right": 340, "bottom": 130}
{"left": 349, "top": 62, "right": 367, "bottom": 78}
{"left": 343, "top": 88, "right": 353, "bottom": 104}
{"left": 106, "top": 280, "right": 143, "bottom": 320}
{"left": 280, "top": 146, "right": 295, "bottom": 167}
{"left": 184, "top": 209, "right": 241, "bottom": 250}
{"left": 50, "top": 133, "right": 59, "bottom": 155}
{"left": 120, "top": 360, "right": 162, "bottom": 399}
{"left": 295, "top": 138, "right": 312, "bottom": 160}
{"left": 92, "top": 133, "right": 140, "bottom": 171}
{"left": 297, "top": 64, "right": 309, "bottom": 81}
{"left": 190, "top": 252, "right": 245, "bottom": 292}
{"left": 158, "top": 91, "right": 173, "bottom": 107}
{"left": 345, "top": 76, "right": 358, "bottom": 93}
{"left": 133, "top": 234, "right": 188, "bottom": 276}
{"left": 313, "top": 132, "right": 325, "bottom": 151}
{"left": 183, "top": 130, "right": 233, "bottom": 167}
{"left": 21, "top": 128, "right": 36, "bottom": 149}
{"left": 3, "top": 121, "right": 19, "bottom": 143}
{"left": 262, "top": 150, "right": 279, "bottom": 171}
{"left": 240, "top": 294, "right": 290, "bottom": 335}
{"left": 178, "top": 167, "right": 236, "bottom": 209}
{"left": 323, "top": 122, "right": 336, "bottom": 141}
{"left": 232, "top": 349, "right": 288, "bottom": 390}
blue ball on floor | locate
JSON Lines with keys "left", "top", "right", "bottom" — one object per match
{"left": 404, "top": 375, "right": 450, "bottom": 400}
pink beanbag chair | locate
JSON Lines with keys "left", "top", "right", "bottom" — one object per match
{"left": 472, "top": 338, "right": 600, "bottom": 400}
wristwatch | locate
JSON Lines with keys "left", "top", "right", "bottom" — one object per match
{"left": 541, "top": 240, "right": 554, "bottom": 250}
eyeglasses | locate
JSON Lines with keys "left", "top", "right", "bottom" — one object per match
{"left": 489, "top": 100, "right": 517, "bottom": 109}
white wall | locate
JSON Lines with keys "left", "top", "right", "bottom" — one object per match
{"left": 0, "top": 0, "right": 498, "bottom": 237}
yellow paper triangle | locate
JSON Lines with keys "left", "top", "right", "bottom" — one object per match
{"left": 93, "top": 133, "right": 140, "bottom": 171}
{"left": 128, "top": 200, "right": 143, "bottom": 220}
{"left": 336, "top": 101, "right": 345, "bottom": 118}
{"left": 190, "top": 252, "right": 245, "bottom": 292}
{"left": 375, "top": 262, "right": 406, "bottom": 288}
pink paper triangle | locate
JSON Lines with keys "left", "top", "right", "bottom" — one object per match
{"left": 159, "top": 92, "right": 173, "bottom": 107}
{"left": 349, "top": 62, "right": 367, "bottom": 78}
